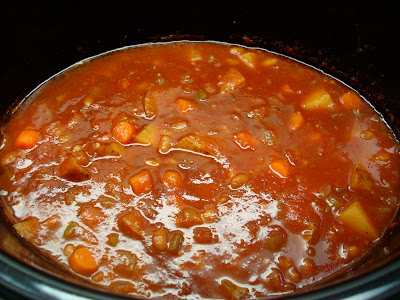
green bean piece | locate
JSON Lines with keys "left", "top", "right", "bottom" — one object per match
{"left": 63, "top": 221, "right": 79, "bottom": 238}
{"left": 168, "top": 233, "right": 184, "bottom": 255}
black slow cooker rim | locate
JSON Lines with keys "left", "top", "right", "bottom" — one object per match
{"left": 1, "top": 246, "right": 400, "bottom": 299}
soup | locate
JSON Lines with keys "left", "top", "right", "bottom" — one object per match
{"left": 0, "top": 41, "right": 399, "bottom": 299}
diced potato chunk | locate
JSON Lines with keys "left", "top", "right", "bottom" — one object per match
{"left": 59, "top": 156, "right": 91, "bottom": 182}
{"left": 175, "top": 135, "right": 210, "bottom": 155}
{"left": 114, "top": 250, "right": 138, "bottom": 274}
{"left": 238, "top": 52, "right": 257, "bottom": 68}
{"left": 189, "top": 49, "right": 203, "bottom": 61}
{"left": 104, "top": 142, "right": 123, "bottom": 156}
{"left": 301, "top": 88, "right": 334, "bottom": 110}
{"left": 134, "top": 123, "right": 159, "bottom": 145}
{"left": 350, "top": 163, "right": 374, "bottom": 191}
{"left": 262, "top": 57, "right": 279, "bottom": 67}
{"left": 118, "top": 211, "right": 148, "bottom": 239}
{"left": 94, "top": 142, "right": 123, "bottom": 157}
{"left": 221, "top": 279, "right": 249, "bottom": 300}
{"left": 338, "top": 201, "right": 378, "bottom": 240}
{"left": 144, "top": 87, "right": 158, "bottom": 119}
{"left": 13, "top": 218, "right": 40, "bottom": 243}
{"left": 219, "top": 68, "right": 245, "bottom": 94}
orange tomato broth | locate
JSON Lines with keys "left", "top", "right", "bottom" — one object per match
{"left": 0, "top": 41, "right": 399, "bottom": 299}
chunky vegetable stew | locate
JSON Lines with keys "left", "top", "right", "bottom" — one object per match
{"left": 0, "top": 41, "right": 399, "bottom": 299}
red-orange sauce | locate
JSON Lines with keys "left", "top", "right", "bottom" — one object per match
{"left": 0, "top": 41, "right": 399, "bottom": 299}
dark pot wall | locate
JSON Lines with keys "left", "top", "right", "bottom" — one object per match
{"left": 1, "top": 1, "right": 400, "bottom": 299}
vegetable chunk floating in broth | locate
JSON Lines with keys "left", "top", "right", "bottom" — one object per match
{"left": 0, "top": 41, "right": 399, "bottom": 299}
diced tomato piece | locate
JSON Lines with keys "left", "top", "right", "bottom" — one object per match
{"left": 112, "top": 121, "right": 136, "bottom": 144}
{"left": 15, "top": 130, "right": 39, "bottom": 149}
{"left": 176, "top": 98, "right": 197, "bottom": 112}
{"left": 269, "top": 159, "right": 290, "bottom": 178}
{"left": 69, "top": 247, "right": 98, "bottom": 276}
{"left": 234, "top": 130, "right": 256, "bottom": 150}
{"left": 129, "top": 170, "right": 153, "bottom": 195}
{"left": 219, "top": 68, "right": 245, "bottom": 94}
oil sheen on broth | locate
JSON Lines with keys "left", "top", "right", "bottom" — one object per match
{"left": 0, "top": 41, "right": 399, "bottom": 299}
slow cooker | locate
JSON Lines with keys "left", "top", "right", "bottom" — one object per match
{"left": 1, "top": 1, "right": 400, "bottom": 299}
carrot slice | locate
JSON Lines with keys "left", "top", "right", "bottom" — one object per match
{"left": 219, "top": 68, "right": 245, "bottom": 94}
{"left": 162, "top": 170, "right": 183, "bottom": 189}
{"left": 112, "top": 121, "right": 136, "bottom": 144}
{"left": 15, "top": 130, "right": 39, "bottom": 149}
{"left": 176, "top": 99, "right": 197, "bottom": 112}
{"left": 129, "top": 170, "right": 153, "bottom": 195}
{"left": 340, "top": 91, "right": 362, "bottom": 110}
{"left": 234, "top": 130, "right": 256, "bottom": 150}
{"left": 69, "top": 247, "right": 98, "bottom": 276}
{"left": 269, "top": 159, "right": 290, "bottom": 178}
{"left": 288, "top": 111, "right": 305, "bottom": 131}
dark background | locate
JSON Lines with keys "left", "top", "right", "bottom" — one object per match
{"left": 1, "top": 1, "right": 399, "bottom": 106}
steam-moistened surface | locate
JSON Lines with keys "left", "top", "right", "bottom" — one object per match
{"left": 0, "top": 41, "right": 399, "bottom": 299}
